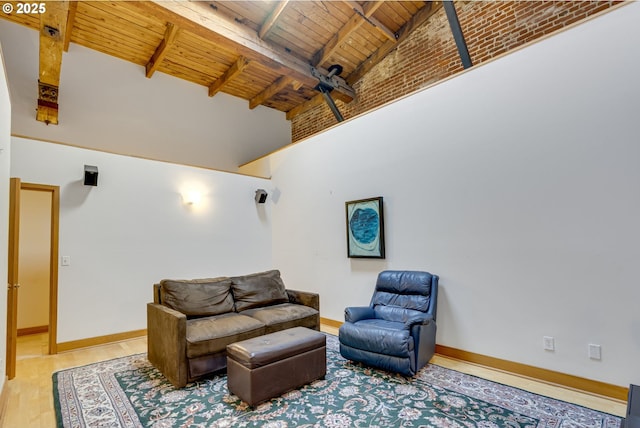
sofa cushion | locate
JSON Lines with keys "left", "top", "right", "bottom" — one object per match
{"left": 240, "top": 303, "right": 319, "bottom": 334}
{"left": 231, "top": 270, "right": 289, "bottom": 312}
{"left": 186, "top": 313, "right": 265, "bottom": 358}
{"left": 160, "top": 277, "right": 234, "bottom": 317}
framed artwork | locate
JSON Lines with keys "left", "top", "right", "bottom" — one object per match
{"left": 345, "top": 197, "right": 385, "bottom": 258}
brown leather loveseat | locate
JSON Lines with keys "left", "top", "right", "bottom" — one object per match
{"left": 147, "top": 270, "right": 320, "bottom": 388}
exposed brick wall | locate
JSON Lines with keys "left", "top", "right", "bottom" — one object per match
{"left": 291, "top": 1, "right": 619, "bottom": 142}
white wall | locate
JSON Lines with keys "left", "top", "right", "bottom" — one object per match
{"left": 0, "top": 20, "right": 291, "bottom": 173}
{"left": 244, "top": 3, "right": 640, "bottom": 387}
{"left": 11, "top": 137, "right": 273, "bottom": 343}
{"left": 0, "top": 39, "right": 12, "bottom": 391}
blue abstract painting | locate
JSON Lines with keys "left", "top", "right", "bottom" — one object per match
{"left": 346, "top": 197, "right": 385, "bottom": 258}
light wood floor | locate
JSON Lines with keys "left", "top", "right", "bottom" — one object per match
{"left": 0, "top": 328, "right": 626, "bottom": 428}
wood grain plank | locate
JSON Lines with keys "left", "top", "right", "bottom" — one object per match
{"left": 143, "top": 1, "right": 355, "bottom": 102}
{"left": 71, "top": 28, "right": 152, "bottom": 65}
{"left": 209, "top": 55, "right": 250, "bottom": 97}
{"left": 249, "top": 75, "right": 294, "bottom": 109}
{"left": 259, "top": 0, "right": 290, "bottom": 39}
{"left": 146, "top": 22, "right": 179, "bottom": 78}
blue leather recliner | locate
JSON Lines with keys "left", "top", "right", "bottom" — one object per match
{"left": 338, "top": 270, "right": 439, "bottom": 376}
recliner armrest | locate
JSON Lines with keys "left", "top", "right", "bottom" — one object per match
{"left": 406, "top": 314, "right": 434, "bottom": 327}
{"left": 345, "top": 306, "right": 374, "bottom": 323}
{"left": 286, "top": 289, "right": 320, "bottom": 311}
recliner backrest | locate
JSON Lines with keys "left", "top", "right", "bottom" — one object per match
{"left": 370, "top": 271, "right": 436, "bottom": 322}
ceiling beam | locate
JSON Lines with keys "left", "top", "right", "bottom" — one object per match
{"left": 313, "top": 1, "right": 387, "bottom": 67}
{"left": 250, "top": 76, "right": 295, "bottom": 109}
{"left": 346, "top": 1, "right": 396, "bottom": 42}
{"left": 37, "top": 1, "right": 70, "bottom": 125}
{"left": 140, "top": 1, "right": 354, "bottom": 103}
{"left": 208, "top": 56, "right": 250, "bottom": 97}
{"left": 146, "top": 22, "right": 179, "bottom": 78}
{"left": 289, "top": 1, "right": 442, "bottom": 121}
{"left": 259, "top": 0, "right": 289, "bottom": 40}
{"left": 286, "top": 93, "right": 327, "bottom": 121}
{"left": 63, "top": 1, "right": 77, "bottom": 52}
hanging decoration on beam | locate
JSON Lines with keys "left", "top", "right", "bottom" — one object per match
{"left": 37, "top": 0, "right": 69, "bottom": 125}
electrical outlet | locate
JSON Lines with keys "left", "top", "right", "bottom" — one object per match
{"left": 543, "top": 336, "right": 555, "bottom": 351}
{"left": 588, "top": 344, "right": 601, "bottom": 360}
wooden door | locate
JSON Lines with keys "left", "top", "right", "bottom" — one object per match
{"left": 6, "top": 178, "right": 20, "bottom": 379}
{"left": 6, "top": 180, "right": 60, "bottom": 378}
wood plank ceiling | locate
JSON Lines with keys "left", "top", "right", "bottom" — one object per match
{"left": 1, "top": 1, "right": 440, "bottom": 125}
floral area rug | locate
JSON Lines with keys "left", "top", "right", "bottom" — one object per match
{"left": 53, "top": 334, "right": 622, "bottom": 427}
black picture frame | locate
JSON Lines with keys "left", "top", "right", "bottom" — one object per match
{"left": 345, "top": 197, "right": 385, "bottom": 258}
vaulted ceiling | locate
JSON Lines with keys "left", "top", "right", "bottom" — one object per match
{"left": 1, "top": 0, "right": 442, "bottom": 126}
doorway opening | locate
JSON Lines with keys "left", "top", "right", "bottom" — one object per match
{"left": 6, "top": 179, "right": 59, "bottom": 379}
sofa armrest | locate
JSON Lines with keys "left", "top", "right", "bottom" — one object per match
{"left": 345, "top": 306, "right": 374, "bottom": 323}
{"left": 147, "top": 303, "right": 188, "bottom": 388}
{"left": 286, "top": 289, "right": 319, "bottom": 311}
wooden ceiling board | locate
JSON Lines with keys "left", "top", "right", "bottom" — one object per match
{"left": 244, "top": 61, "right": 282, "bottom": 84}
{"left": 1, "top": 0, "right": 437, "bottom": 120}
{"left": 232, "top": 71, "right": 280, "bottom": 98}
{"left": 92, "top": 1, "right": 168, "bottom": 33}
{"left": 215, "top": 1, "right": 277, "bottom": 29}
{"left": 376, "top": 2, "right": 415, "bottom": 31}
{"left": 263, "top": 96, "right": 299, "bottom": 112}
{"left": 402, "top": 1, "right": 427, "bottom": 17}
{"left": 268, "top": 91, "right": 299, "bottom": 107}
{"left": 208, "top": 1, "right": 269, "bottom": 30}
{"left": 70, "top": 25, "right": 154, "bottom": 63}
{"left": 70, "top": 28, "right": 153, "bottom": 66}
{"left": 157, "top": 60, "right": 214, "bottom": 88}
{"left": 336, "top": 41, "right": 368, "bottom": 66}
{"left": 178, "top": 30, "right": 240, "bottom": 63}
{"left": 72, "top": 2, "right": 166, "bottom": 63}
{"left": 265, "top": 25, "right": 321, "bottom": 60}
{"left": 160, "top": 52, "right": 226, "bottom": 82}
{"left": 321, "top": 1, "right": 356, "bottom": 25}
{"left": 316, "top": 32, "right": 376, "bottom": 71}
{"left": 267, "top": 8, "right": 336, "bottom": 56}
{"left": 285, "top": 2, "right": 344, "bottom": 41}
{"left": 351, "top": 26, "right": 386, "bottom": 53}
{"left": 1, "top": 3, "right": 40, "bottom": 29}
{"left": 166, "top": 38, "right": 235, "bottom": 74}
{"left": 388, "top": 1, "right": 420, "bottom": 23}
{"left": 73, "top": 12, "right": 162, "bottom": 55}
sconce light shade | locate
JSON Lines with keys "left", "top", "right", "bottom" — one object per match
{"left": 255, "top": 189, "right": 268, "bottom": 204}
{"left": 84, "top": 165, "right": 98, "bottom": 186}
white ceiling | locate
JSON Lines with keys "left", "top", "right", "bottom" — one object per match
{"left": 0, "top": 19, "right": 292, "bottom": 173}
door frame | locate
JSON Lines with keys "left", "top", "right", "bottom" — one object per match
{"left": 6, "top": 179, "right": 59, "bottom": 378}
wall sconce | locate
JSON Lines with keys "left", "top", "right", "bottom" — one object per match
{"left": 183, "top": 190, "right": 202, "bottom": 206}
